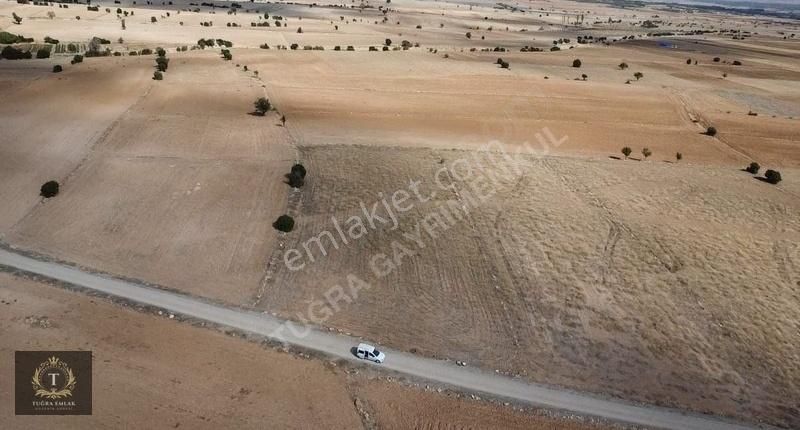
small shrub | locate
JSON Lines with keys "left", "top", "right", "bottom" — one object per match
{"left": 273, "top": 215, "right": 295, "bottom": 232}
{"left": 287, "top": 171, "right": 304, "bottom": 188}
{"left": 52, "top": 65, "right": 63, "bottom": 73}
{"left": 618, "top": 62, "right": 628, "bottom": 69}
{"left": 291, "top": 163, "right": 307, "bottom": 178}
{"left": 634, "top": 72, "right": 643, "bottom": 80}
{"left": 153, "top": 71, "right": 163, "bottom": 80}
{"left": 151, "top": 16, "right": 157, "bottom": 23}
{"left": 572, "top": 59, "right": 581, "bottom": 68}
{"left": 642, "top": 148, "right": 652, "bottom": 159}
{"left": 745, "top": 162, "right": 760, "bottom": 174}
{"left": 764, "top": 170, "right": 781, "bottom": 184}
{"left": 676, "top": 152, "right": 682, "bottom": 161}
{"left": 706, "top": 126, "right": 717, "bottom": 136}
{"left": 36, "top": 48, "right": 51, "bottom": 59}
{"left": 254, "top": 97, "right": 270, "bottom": 115}
{"left": 621, "top": 147, "right": 632, "bottom": 159}
{"left": 156, "top": 47, "right": 166, "bottom": 57}
{"left": 71, "top": 54, "right": 83, "bottom": 64}
{"left": 40, "top": 181, "right": 60, "bottom": 198}
{"left": 1, "top": 46, "right": 31, "bottom": 60}
{"left": 0, "top": 31, "right": 31, "bottom": 44}
{"left": 155, "top": 56, "right": 169, "bottom": 71}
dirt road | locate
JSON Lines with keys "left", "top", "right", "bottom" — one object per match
{"left": 0, "top": 248, "right": 767, "bottom": 430}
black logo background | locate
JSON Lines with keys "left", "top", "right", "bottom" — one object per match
{"left": 15, "top": 351, "right": 92, "bottom": 415}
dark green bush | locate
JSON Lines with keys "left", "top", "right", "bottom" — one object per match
{"left": 36, "top": 48, "right": 51, "bottom": 59}
{"left": 764, "top": 170, "right": 782, "bottom": 184}
{"left": 0, "top": 31, "right": 29, "bottom": 44}
{"left": 273, "top": 215, "right": 295, "bottom": 232}
{"left": 254, "top": 97, "right": 270, "bottom": 115}
{"left": 40, "top": 181, "right": 60, "bottom": 198}
{"left": 1, "top": 46, "right": 31, "bottom": 60}
{"left": 287, "top": 171, "right": 304, "bottom": 188}
{"left": 155, "top": 56, "right": 169, "bottom": 71}
{"left": 745, "top": 162, "right": 760, "bottom": 174}
{"left": 291, "top": 164, "right": 307, "bottom": 178}
{"left": 53, "top": 64, "right": 63, "bottom": 73}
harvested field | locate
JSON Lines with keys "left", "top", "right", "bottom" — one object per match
{"left": 0, "top": 57, "right": 152, "bottom": 233}
{"left": 1, "top": 0, "right": 799, "bottom": 427}
{"left": 7, "top": 56, "right": 295, "bottom": 302}
{"left": 262, "top": 145, "right": 800, "bottom": 428}
{"left": 0, "top": 272, "right": 606, "bottom": 429}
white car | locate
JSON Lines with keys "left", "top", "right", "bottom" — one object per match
{"left": 355, "top": 343, "right": 386, "bottom": 364}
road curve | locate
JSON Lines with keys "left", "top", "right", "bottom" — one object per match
{"left": 0, "top": 248, "right": 765, "bottom": 430}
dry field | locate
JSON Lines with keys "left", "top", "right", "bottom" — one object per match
{"left": 262, "top": 144, "right": 800, "bottom": 428}
{"left": 1, "top": 0, "right": 800, "bottom": 427}
{"left": 6, "top": 55, "right": 295, "bottom": 302}
{"left": 0, "top": 272, "right": 612, "bottom": 429}
{"left": 0, "top": 57, "right": 152, "bottom": 233}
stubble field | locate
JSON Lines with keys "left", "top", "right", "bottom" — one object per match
{"left": 1, "top": 0, "right": 799, "bottom": 427}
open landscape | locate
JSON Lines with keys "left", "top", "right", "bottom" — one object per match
{"left": 1, "top": 0, "right": 798, "bottom": 428}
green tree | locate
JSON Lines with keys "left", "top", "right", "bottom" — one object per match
{"left": 40, "top": 181, "right": 60, "bottom": 198}
{"left": 254, "top": 97, "right": 271, "bottom": 115}
{"left": 622, "top": 147, "right": 632, "bottom": 159}
{"left": 273, "top": 215, "right": 295, "bottom": 232}
{"left": 764, "top": 170, "right": 782, "bottom": 184}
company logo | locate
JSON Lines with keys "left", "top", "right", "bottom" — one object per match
{"left": 32, "top": 356, "right": 77, "bottom": 400}
{"left": 15, "top": 351, "right": 92, "bottom": 415}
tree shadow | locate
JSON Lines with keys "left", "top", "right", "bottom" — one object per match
{"left": 608, "top": 155, "right": 621, "bottom": 160}
{"left": 247, "top": 111, "right": 266, "bottom": 117}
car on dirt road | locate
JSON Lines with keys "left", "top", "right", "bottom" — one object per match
{"left": 355, "top": 343, "right": 385, "bottom": 363}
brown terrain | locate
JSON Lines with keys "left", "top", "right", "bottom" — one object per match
{"left": 1, "top": 0, "right": 799, "bottom": 428}
{"left": 0, "top": 273, "right": 613, "bottom": 429}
